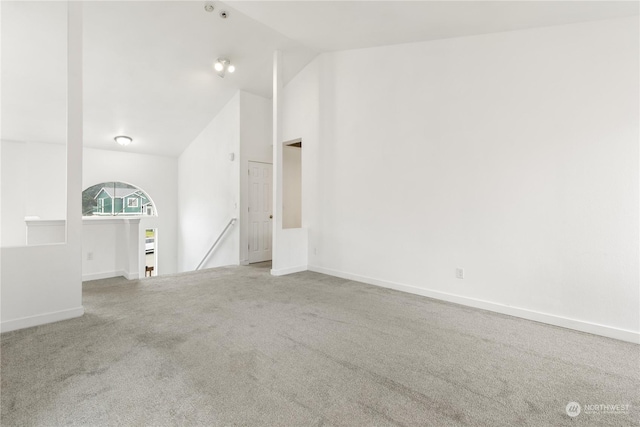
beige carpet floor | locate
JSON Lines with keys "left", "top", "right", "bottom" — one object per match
{"left": 1, "top": 263, "right": 638, "bottom": 426}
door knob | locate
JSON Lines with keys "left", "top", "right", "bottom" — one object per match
{"left": 269, "top": 215, "right": 273, "bottom": 219}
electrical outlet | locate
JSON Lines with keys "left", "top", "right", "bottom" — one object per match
{"left": 455, "top": 268, "right": 464, "bottom": 279}
{"left": 87, "top": 252, "right": 93, "bottom": 261}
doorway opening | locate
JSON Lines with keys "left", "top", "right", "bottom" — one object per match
{"left": 283, "top": 139, "right": 302, "bottom": 229}
{"left": 145, "top": 228, "right": 157, "bottom": 277}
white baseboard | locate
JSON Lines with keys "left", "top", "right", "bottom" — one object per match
{"left": 1, "top": 306, "right": 85, "bottom": 333}
{"left": 271, "top": 265, "right": 308, "bottom": 276}
{"left": 240, "top": 260, "right": 250, "bottom": 266}
{"left": 308, "top": 265, "right": 639, "bottom": 344}
{"left": 83, "top": 270, "right": 139, "bottom": 281}
{"left": 82, "top": 270, "right": 128, "bottom": 281}
{"left": 124, "top": 271, "right": 139, "bottom": 280}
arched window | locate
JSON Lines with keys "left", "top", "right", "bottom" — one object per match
{"left": 82, "top": 182, "right": 156, "bottom": 217}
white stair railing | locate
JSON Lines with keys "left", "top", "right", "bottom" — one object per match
{"left": 195, "top": 218, "right": 237, "bottom": 270}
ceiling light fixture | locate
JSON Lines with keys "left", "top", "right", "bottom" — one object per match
{"left": 214, "top": 58, "right": 235, "bottom": 78}
{"left": 114, "top": 135, "right": 132, "bottom": 146}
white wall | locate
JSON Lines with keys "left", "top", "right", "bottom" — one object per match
{"left": 81, "top": 218, "right": 141, "bottom": 281}
{"left": 83, "top": 220, "right": 121, "bottom": 279}
{"left": 178, "top": 93, "right": 240, "bottom": 271}
{"left": 26, "top": 219, "right": 66, "bottom": 245}
{"left": 1, "top": 141, "right": 67, "bottom": 247}
{"left": 1, "top": 142, "right": 178, "bottom": 279}
{"left": 281, "top": 17, "right": 639, "bottom": 342}
{"left": 83, "top": 148, "right": 178, "bottom": 276}
{"left": 1, "top": 2, "right": 84, "bottom": 332}
{"left": 239, "top": 91, "right": 273, "bottom": 265}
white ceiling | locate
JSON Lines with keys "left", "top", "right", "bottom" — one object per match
{"left": 2, "top": 1, "right": 317, "bottom": 156}
{"left": 2, "top": 1, "right": 638, "bottom": 157}
{"left": 233, "top": 1, "right": 640, "bottom": 52}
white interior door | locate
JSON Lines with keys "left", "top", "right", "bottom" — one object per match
{"left": 248, "top": 162, "right": 273, "bottom": 263}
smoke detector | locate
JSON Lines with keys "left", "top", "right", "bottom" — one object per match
{"left": 204, "top": 2, "right": 214, "bottom": 12}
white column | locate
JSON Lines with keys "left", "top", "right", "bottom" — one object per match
{"left": 67, "top": 0, "right": 84, "bottom": 303}
{"left": 125, "top": 219, "right": 140, "bottom": 280}
{"left": 271, "top": 50, "right": 283, "bottom": 274}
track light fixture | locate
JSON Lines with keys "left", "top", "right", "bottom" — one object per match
{"left": 214, "top": 57, "right": 235, "bottom": 78}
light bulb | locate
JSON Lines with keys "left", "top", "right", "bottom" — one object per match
{"left": 114, "top": 136, "right": 132, "bottom": 146}
{"left": 227, "top": 65, "right": 235, "bottom": 73}
{"left": 214, "top": 62, "right": 224, "bottom": 72}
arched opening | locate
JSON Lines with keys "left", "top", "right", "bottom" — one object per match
{"left": 81, "top": 182, "right": 160, "bottom": 279}
{"left": 82, "top": 181, "right": 157, "bottom": 217}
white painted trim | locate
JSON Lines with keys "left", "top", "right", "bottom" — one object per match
{"left": 124, "top": 271, "right": 139, "bottom": 280}
{"left": 240, "top": 259, "right": 250, "bottom": 266}
{"left": 308, "top": 265, "right": 640, "bottom": 344}
{"left": 82, "top": 270, "right": 129, "bottom": 281}
{"left": 82, "top": 217, "right": 141, "bottom": 225}
{"left": 82, "top": 270, "right": 140, "bottom": 281}
{"left": 24, "top": 219, "right": 66, "bottom": 227}
{"left": 1, "top": 306, "right": 85, "bottom": 333}
{"left": 94, "top": 187, "right": 109, "bottom": 200}
{"left": 96, "top": 187, "right": 138, "bottom": 200}
{"left": 271, "top": 265, "right": 307, "bottom": 276}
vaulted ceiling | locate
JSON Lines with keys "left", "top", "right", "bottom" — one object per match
{"left": 2, "top": 1, "right": 317, "bottom": 156}
{"left": 2, "top": 1, "right": 638, "bottom": 157}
